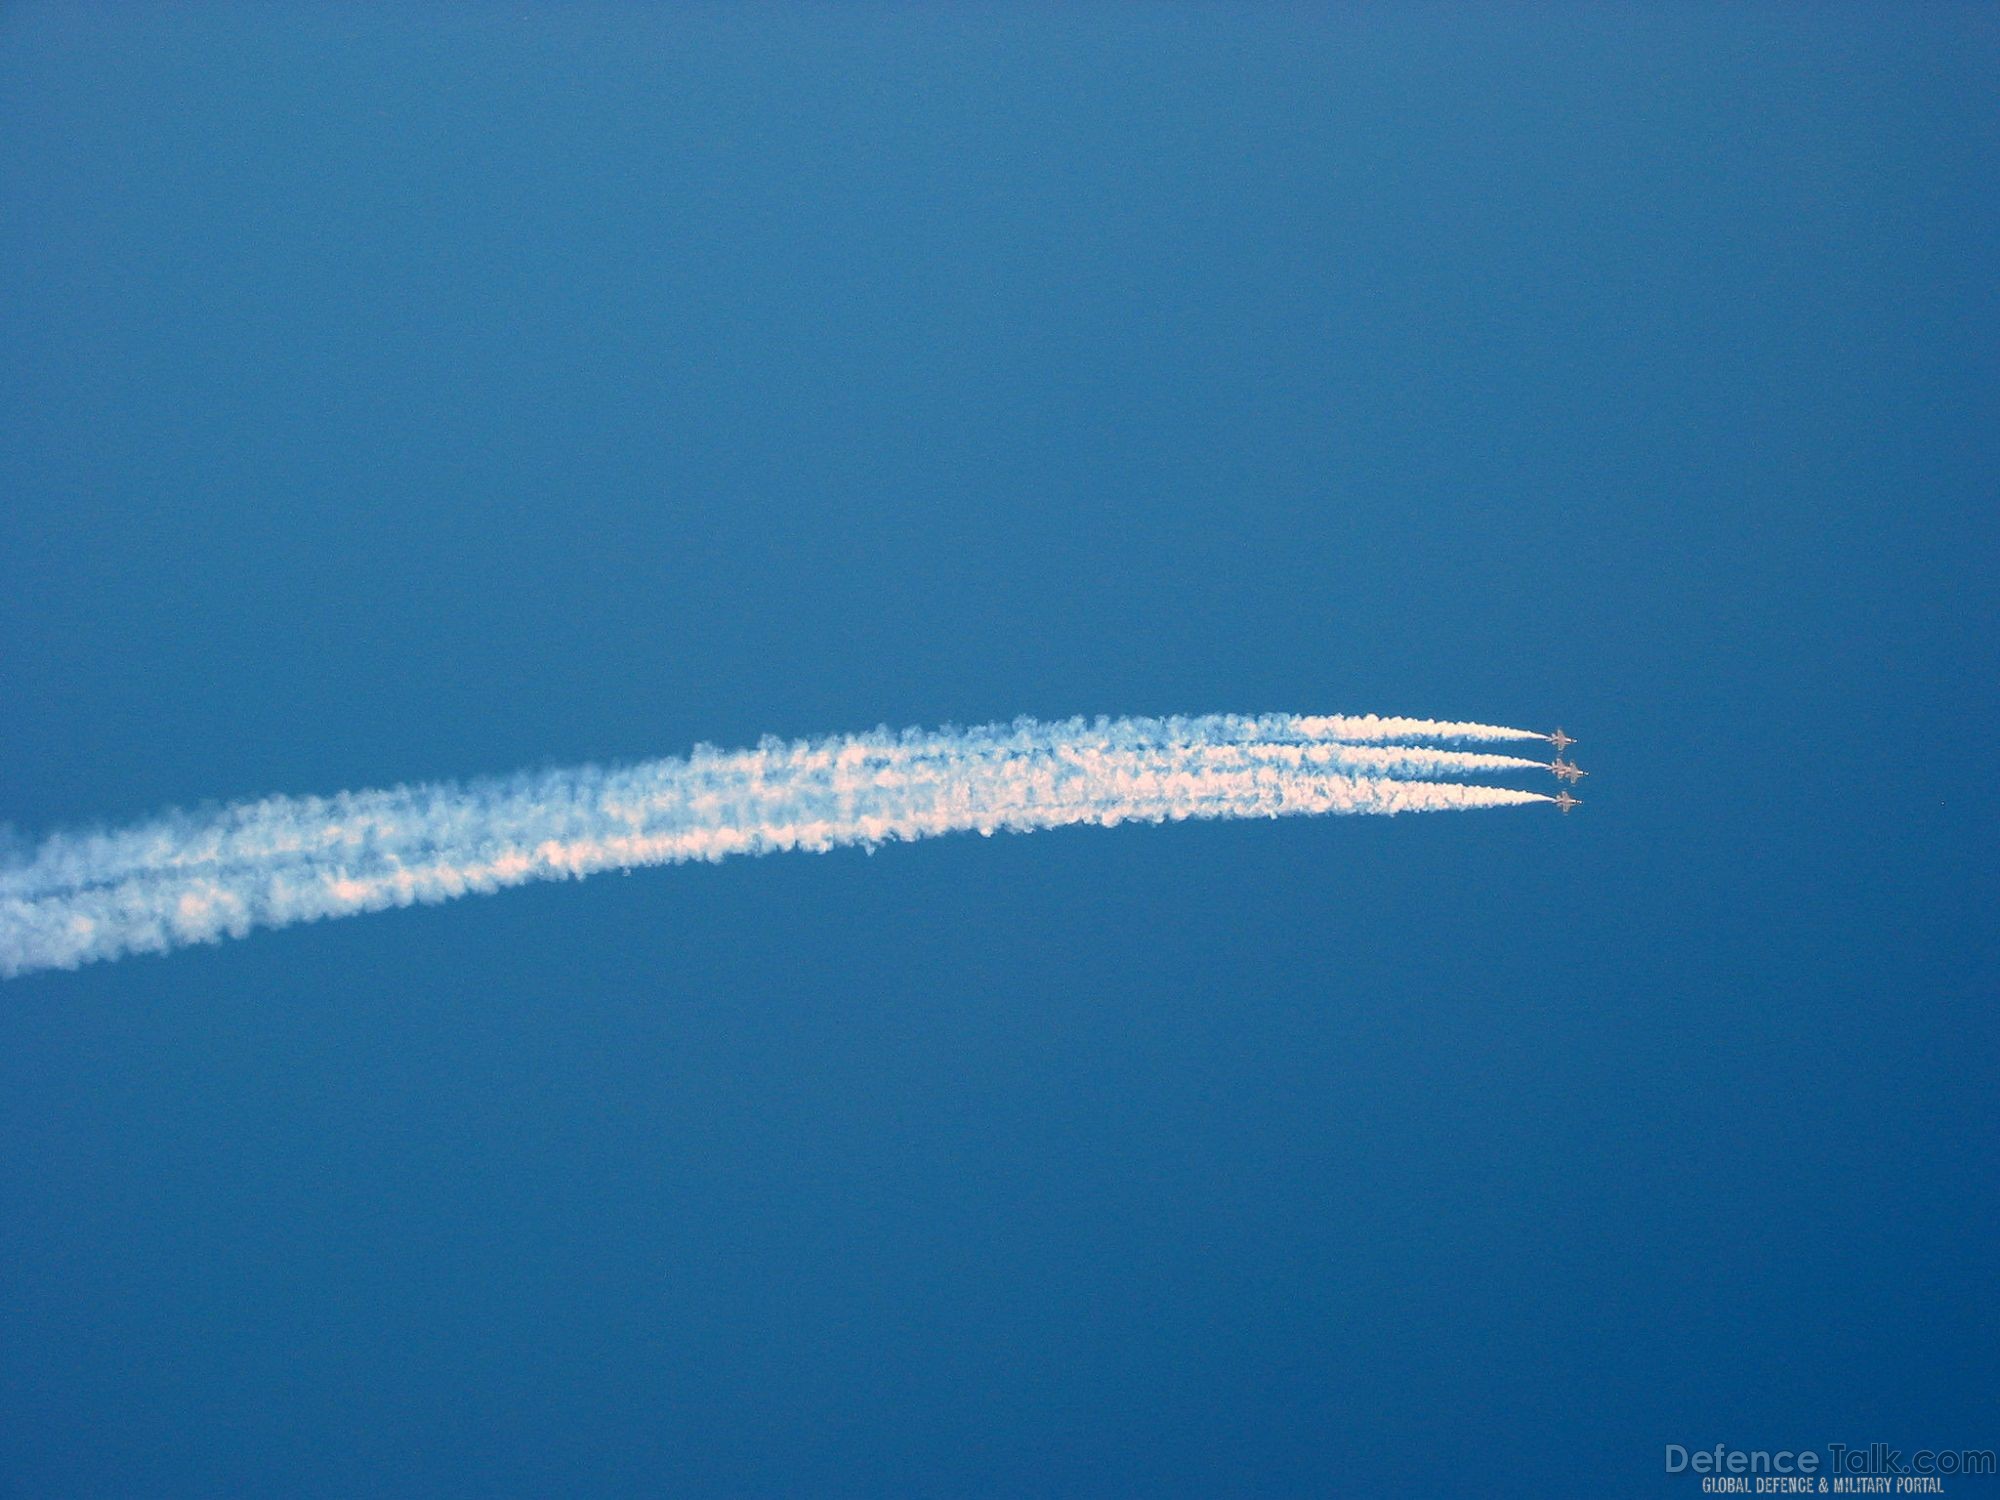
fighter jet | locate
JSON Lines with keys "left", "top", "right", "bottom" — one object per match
{"left": 1547, "top": 728, "right": 1577, "bottom": 754}
{"left": 1552, "top": 791, "right": 1582, "bottom": 814}
{"left": 1549, "top": 757, "right": 1587, "bottom": 784}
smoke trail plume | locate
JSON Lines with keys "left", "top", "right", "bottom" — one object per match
{"left": 2, "top": 714, "right": 1551, "bottom": 978}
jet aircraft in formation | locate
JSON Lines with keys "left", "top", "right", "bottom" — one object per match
{"left": 1543, "top": 729, "right": 1585, "bottom": 811}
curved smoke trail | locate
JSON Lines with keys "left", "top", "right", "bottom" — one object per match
{"left": 2, "top": 713, "right": 1552, "bottom": 978}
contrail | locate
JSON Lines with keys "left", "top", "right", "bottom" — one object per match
{"left": 0, "top": 720, "right": 1543, "bottom": 902}
{"left": 1, "top": 714, "right": 1552, "bottom": 978}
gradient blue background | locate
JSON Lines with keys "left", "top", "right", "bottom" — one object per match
{"left": 2, "top": 7, "right": 1994, "bottom": 1495}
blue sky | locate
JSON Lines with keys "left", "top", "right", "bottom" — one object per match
{"left": 2, "top": 7, "right": 1994, "bottom": 1495}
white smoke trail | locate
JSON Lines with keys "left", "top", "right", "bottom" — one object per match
{"left": 0, "top": 719, "right": 1542, "bottom": 902}
{"left": 1, "top": 715, "right": 1551, "bottom": 978}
